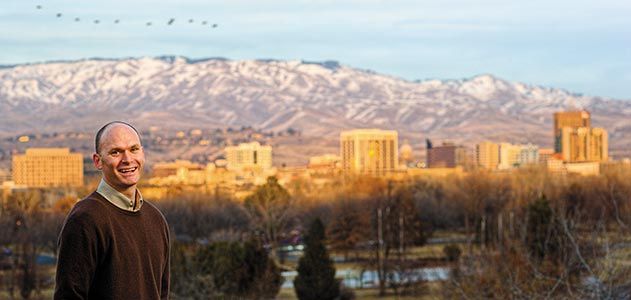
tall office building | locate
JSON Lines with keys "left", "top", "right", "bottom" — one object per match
{"left": 476, "top": 142, "right": 500, "bottom": 170}
{"left": 12, "top": 148, "right": 83, "bottom": 188}
{"left": 426, "top": 141, "right": 467, "bottom": 168}
{"left": 589, "top": 128, "right": 608, "bottom": 161}
{"left": 560, "top": 127, "right": 608, "bottom": 162}
{"left": 553, "top": 111, "right": 590, "bottom": 153}
{"left": 225, "top": 142, "right": 272, "bottom": 171}
{"left": 340, "top": 129, "right": 398, "bottom": 176}
{"left": 554, "top": 110, "right": 608, "bottom": 162}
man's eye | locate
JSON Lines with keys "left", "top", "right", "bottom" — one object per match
{"left": 110, "top": 150, "right": 120, "bottom": 156}
{"left": 131, "top": 147, "right": 140, "bottom": 153}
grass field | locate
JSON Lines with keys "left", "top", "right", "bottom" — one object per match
{"left": 277, "top": 282, "right": 443, "bottom": 300}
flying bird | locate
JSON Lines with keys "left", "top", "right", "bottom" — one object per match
{"left": 94, "top": 20, "right": 100, "bottom": 24}
{"left": 114, "top": 19, "right": 120, "bottom": 24}
{"left": 36, "top": 5, "right": 42, "bottom": 9}
{"left": 168, "top": 18, "right": 175, "bottom": 25}
{"left": 146, "top": 22, "right": 152, "bottom": 26}
{"left": 56, "top": 13, "right": 62, "bottom": 18}
{"left": 188, "top": 19, "right": 194, "bottom": 23}
{"left": 212, "top": 23, "right": 218, "bottom": 28}
{"left": 201, "top": 21, "right": 207, "bottom": 25}
{"left": 75, "top": 17, "right": 80, "bottom": 22}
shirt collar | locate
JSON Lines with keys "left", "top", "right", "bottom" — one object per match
{"left": 96, "top": 178, "right": 144, "bottom": 212}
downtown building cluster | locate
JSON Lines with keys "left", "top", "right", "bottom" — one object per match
{"left": 336, "top": 110, "right": 609, "bottom": 177}
{"left": 1, "top": 110, "right": 613, "bottom": 196}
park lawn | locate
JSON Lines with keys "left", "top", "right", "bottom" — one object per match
{"left": 327, "top": 243, "right": 465, "bottom": 263}
{"left": 277, "top": 282, "right": 443, "bottom": 299}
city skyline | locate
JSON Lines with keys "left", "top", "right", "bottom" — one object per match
{"left": 0, "top": 115, "right": 615, "bottom": 189}
{"left": 0, "top": 107, "right": 618, "bottom": 187}
{"left": 2, "top": 109, "right": 616, "bottom": 166}
{"left": 1, "top": 0, "right": 630, "bottom": 99}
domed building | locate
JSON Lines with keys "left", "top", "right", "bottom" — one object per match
{"left": 399, "top": 140, "right": 413, "bottom": 167}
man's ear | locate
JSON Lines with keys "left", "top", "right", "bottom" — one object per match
{"left": 93, "top": 153, "right": 103, "bottom": 170}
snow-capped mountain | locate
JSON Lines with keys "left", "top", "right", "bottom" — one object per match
{"left": 2, "top": 56, "right": 631, "bottom": 156}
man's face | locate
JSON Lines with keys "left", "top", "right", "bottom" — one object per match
{"left": 92, "top": 124, "right": 145, "bottom": 192}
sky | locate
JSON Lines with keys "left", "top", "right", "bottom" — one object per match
{"left": 1, "top": 0, "right": 630, "bottom": 99}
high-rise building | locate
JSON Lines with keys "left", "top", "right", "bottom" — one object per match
{"left": 426, "top": 141, "right": 467, "bottom": 168}
{"left": 560, "top": 127, "right": 608, "bottom": 162}
{"left": 553, "top": 110, "right": 608, "bottom": 162}
{"left": 589, "top": 128, "right": 608, "bottom": 161}
{"left": 225, "top": 142, "right": 272, "bottom": 171}
{"left": 340, "top": 129, "right": 398, "bottom": 176}
{"left": 476, "top": 142, "right": 499, "bottom": 169}
{"left": 554, "top": 111, "right": 591, "bottom": 153}
{"left": 12, "top": 148, "right": 83, "bottom": 188}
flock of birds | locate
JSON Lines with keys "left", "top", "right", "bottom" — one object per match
{"left": 35, "top": 5, "right": 219, "bottom": 28}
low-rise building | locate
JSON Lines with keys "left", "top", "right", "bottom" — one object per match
{"left": 539, "top": 148, "right": 555, "bottom": 165}
{"left": 518, "top": 144, "right": 540, "bottom": 166}
{"left": 426, "top": 141, "right": 467, "bottom": 168}
{"left": 408, "top": 166, "right": 464, "bottom": 178}
{"left": 564, "top": 161, "right": 600, "bottom": 176}
{"left": 225, "top": 142, "right": 273, "bottom": 172}
{"left": 476, "top": 142, "right": 500, "bottom": 170}
{"left": 498, "top": 143, "right": 522, "bottom": 170}
{"left": 308, "top": 154, "right": 341, "bottom": 174}
{"left": 545, "top": 154, "right": 566, "bottom": 174}
{"left": 152, "top": 160, "right": 204, "bottom": 178}
{"left": 0, "top": 168, "right": 10, "bottom": 184}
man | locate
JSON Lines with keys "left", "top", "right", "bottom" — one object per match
{"left": 55, "top": 121, "right": 170, "bottom": 299}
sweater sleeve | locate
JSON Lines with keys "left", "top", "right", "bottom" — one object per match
{"left": 54, "top": 210, "right": 101, "bottom": 300}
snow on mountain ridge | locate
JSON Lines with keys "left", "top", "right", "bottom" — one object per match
{"left": 1, "top": 56, "right": 630, "bottom": 157}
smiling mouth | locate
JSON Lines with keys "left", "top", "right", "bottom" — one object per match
{"left": 118, "top": 167, "right": 138, "bottom": 174}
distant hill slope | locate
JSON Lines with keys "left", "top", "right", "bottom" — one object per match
{"left": 2, "top": 56, "right": 630, "bottom": 158}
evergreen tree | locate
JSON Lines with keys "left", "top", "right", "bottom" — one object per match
{"left": 526, "top": 194, "right": 557, "bottom": 262}
{"left": 294, "top": 218, "right": 340, "bottom": 300}
{"left": 193, "top": 239, "right": 283, "bottom": 299}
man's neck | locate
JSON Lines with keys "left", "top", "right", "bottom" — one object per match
{"left": 97, "top": 179, "right": 143, "bottom": 212}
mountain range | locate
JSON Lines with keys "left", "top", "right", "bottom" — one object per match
{"left": 2, "top": 56, "right": 631, "bottom": 159}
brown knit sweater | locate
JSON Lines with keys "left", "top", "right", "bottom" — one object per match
{"left": 54, "top": 192, "right": 170, "bottom": 299}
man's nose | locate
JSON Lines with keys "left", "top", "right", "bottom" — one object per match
{"left": 120, "top": 150, "right": 131, "bottom": 162}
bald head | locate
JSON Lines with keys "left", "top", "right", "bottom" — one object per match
{"left": 95, "top": 121, "right": 142, "bottom": 154}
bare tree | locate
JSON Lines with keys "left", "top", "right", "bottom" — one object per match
{"left": 0, "top": 190, "right": 65, "bottom": 299}
{"left": 327, "top": 198, "right": 370, "bottom": 261}
{"left": 244, "top": 177, "right": 293, "bottom": 260}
